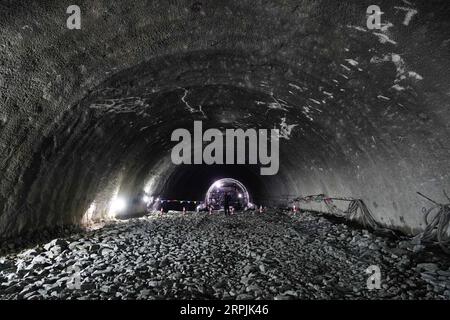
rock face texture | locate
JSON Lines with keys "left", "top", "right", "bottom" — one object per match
{"left": 0, "top": 0, "right": 449, "bottom": 237}
{"left": 1, "top": 211, "right": 450, "bottom": 300}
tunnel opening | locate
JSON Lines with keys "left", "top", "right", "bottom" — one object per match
{"left": 204, "top": 178, "right": 252, "bottom": 211}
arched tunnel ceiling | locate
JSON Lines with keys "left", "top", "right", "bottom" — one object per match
{"left": 0, "top": 0, "right": 449, "bottom": 237}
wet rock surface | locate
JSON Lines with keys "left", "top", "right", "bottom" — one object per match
{"left": 1, "top": 211, "right": 449, "bottom": 300}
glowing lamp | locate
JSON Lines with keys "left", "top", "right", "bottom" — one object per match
{"left": 109, "top": 197, "right": 126, "bottom": 217}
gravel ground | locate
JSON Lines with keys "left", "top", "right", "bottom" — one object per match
{"left": 1, "top": 210, "right": 449, "bottom": 300}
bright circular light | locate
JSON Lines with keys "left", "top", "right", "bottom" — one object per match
{"left": 109, "top": 197, "right": 126, "bottom": 215}
{"left": 142, "top": 195, "right": 150, "bottom": 203}
{"left": 205, "top": 178, "right": 250, "bottom": 209}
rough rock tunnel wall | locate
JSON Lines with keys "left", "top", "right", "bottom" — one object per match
{"left": 0, "top": 0, "right": 449, "bottom": 238}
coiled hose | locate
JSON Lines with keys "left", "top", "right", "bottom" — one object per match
{"left": 295, "top": 194, "right": 383, "bottom": 230}
{"left": 416, "top": 192, "right": 450, "bottom": 254}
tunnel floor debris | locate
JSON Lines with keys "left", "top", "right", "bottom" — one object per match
{"left": 1, "top": 211, "right": 450, "bottom": 300}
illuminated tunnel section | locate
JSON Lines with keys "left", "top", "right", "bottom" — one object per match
{"left": 0, "top": 0, "right": 449, "bottom": 240}
{"left": 204, "top": 178, "right": 252, "bottom": 210}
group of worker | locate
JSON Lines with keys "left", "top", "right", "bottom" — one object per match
{"left": 150, "top": 192, "right": 263, "bottom": 214}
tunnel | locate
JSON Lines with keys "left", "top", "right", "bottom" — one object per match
{"left": 0, "top": 0, "right": 450, "bottom": 302}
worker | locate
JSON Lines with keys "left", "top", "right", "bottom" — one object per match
{"left": 224, "top": 192, "right": 231, "bottom": 215}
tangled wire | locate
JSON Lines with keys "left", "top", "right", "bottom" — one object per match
{"left": 293, "top": 194, "right": 382, "bottom": 231}
{"left": 415, "top": 191, "right": 450, "bottom": 254}
{"left": 293, "top": 191, "right": 450, "bottom": 254}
